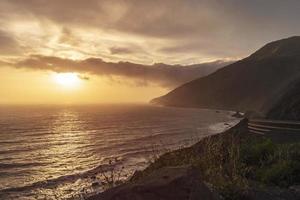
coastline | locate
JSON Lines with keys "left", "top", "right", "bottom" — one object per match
{"left": 87, "top": 117, "right": 300, "bottom": 200}
{"left": 0, "top": 105, "right": 239, "bottom": 200}
{"left": 84, "top": 113, "right": 244, "bottom": 199}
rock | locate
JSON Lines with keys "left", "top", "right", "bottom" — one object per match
{"left": 232, "top": 111, "right": 244, "bottom": 118}
{"left": 87, "top": 166, "right": 221, "bottom": 200}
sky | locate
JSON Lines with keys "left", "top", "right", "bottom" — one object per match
{"left": 1, "top": 0, "right": 300, "bottom": 104}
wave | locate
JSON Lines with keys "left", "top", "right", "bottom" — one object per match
{"left": 0, "top": 162, "right": 114, "bottom": 193}
{"left": 0, "top": 162, "right": 46, "bottom": 169}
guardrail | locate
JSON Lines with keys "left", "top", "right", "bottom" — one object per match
{"left": 248, "top": 119, "right": 300, "bottom": 134}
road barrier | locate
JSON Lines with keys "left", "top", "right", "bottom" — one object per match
{"left": 248, "top": 119, "right": 300, "bottom": 134}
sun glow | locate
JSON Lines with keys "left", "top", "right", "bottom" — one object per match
{"left": 52, "top": 73, "right": 81, "bottom": 89}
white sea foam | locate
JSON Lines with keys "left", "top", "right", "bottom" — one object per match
{"left": 208, "top": 119, "right": 241, "bottom": 134}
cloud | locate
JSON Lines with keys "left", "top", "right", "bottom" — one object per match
{"left": 2, "top": 0, "right": 299, "bottom": 91}
{"left": 109, "top": 46, "right": 135, "bottom": 55}
{"left": 11, "top": 55, "right": 232, "bottom": 88}
{"left": 0, "top": 30, "right": 20, "bottom": 55}
{"left": 1, "top": 0, "right": 300, "bottom": 63}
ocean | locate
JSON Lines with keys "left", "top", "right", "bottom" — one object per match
{"left": 0, "top": 104, "right": 239, "bottom": 199}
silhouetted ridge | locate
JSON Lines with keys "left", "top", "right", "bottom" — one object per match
{"left": 151, "top": 36, "right": 300, "bottom": 115}
{"left": 249, "top": 36, "right": 300, "bottom": 60}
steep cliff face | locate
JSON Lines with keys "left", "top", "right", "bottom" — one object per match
{"left": 151, "top": 36, "right": 300, "bottom": 114}
{"left": 267, "top": 79, "right": 300, "bottom": 120}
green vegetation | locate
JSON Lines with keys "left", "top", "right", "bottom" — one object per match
{"left": 131, "top": 121, "right": 300, "bottom": 200}
{"left": 241, "top": 139, "right": 300, "bottom": 187}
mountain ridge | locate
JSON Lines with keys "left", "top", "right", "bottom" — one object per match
{"left": 151, "top": 36, "right": 300, "bottom": 115}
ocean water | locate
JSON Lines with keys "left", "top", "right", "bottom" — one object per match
{"left": 0, "top": 104, "right": 239, "bottom": 199}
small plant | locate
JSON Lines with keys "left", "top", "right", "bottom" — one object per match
{"left": 74, "top": 158, "right": 133, "bottom": 199}
{"left": 97, "top": 158, "right": 130, "bottom": 189}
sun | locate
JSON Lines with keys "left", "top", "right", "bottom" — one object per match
{"left": 52, "top": 72, "right": 81, "bottom": 89}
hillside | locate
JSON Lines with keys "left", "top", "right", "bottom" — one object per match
{"left": 267, "top": 78, "right": 300, "bottom": 120}
{"left": 151, "top": 36, "right": 300, "bottom": 114}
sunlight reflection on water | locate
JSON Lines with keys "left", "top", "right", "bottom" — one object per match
{"left": 0, "top": 105, "right": 238, "bottom": 199}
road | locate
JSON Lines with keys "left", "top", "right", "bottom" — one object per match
{"left": 248, "top": 118, "right": 300, "bottom": 142}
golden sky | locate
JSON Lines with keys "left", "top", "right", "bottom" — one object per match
{"left": 0, "top": 0, "right": 300, "bottom": 104}
{"left": 0, "top": 66, "right": 168, "bottom": 104}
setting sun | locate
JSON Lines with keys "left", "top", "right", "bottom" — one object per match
{"left": 52, "top": 73, "right": 81, "bottom": 89}
{"left": 2, "top": 1, "right": 300, "bottom": 199}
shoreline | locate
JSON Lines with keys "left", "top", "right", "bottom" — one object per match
{"left": 83, "top": 113, "right": 244, "bottom": 199}
{"left": 86, "top": 118, "right": 300, "bottom": 200}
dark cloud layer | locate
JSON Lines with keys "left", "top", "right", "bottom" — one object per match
{"left": 12, "top": 55, "right": 232, "bottom": 88}
{"left": 1, "top": 0, "right": 300, "bottom": 59}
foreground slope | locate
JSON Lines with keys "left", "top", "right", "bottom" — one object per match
{"left": 88, "top": 119, "right": 300, "bottom": 200}
{"left": 151, "top": 36, "right": 300, "bottom": 114}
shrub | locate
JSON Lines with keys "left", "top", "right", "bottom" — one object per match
{"left": 239, "top": 138, "right": 300, "bottom": 187}
{"left": 240, "top": 138, "right": 276, "bottom": 166}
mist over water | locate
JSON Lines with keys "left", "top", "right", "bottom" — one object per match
{"left": 0, "top": 104, "right": 239, "bottom": 199}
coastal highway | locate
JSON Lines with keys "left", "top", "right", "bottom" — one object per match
{"left": 248, "top": 118, "right": 300, "bottom": 142}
